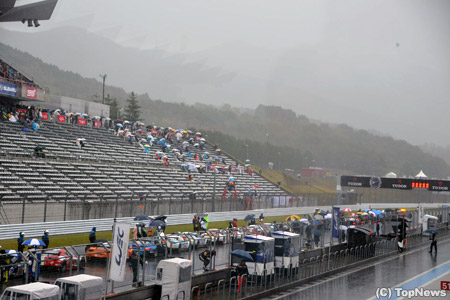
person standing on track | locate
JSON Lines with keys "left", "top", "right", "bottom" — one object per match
{"left": 429, "top": 233, "right": 437, "bottom": 253}
{"left": 42, "top": 230, "right": 49, "bottom": 249}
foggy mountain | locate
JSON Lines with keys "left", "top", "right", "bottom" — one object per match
{"left": 1, "top": 23, "right": 449, "bottom": 147}
{"left": 1, "top": 41, "right": 450, "bottom": 178}
{"left": 0, "top": 26, "right": 235, "bottom": 101}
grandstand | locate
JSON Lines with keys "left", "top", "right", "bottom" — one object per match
{"left": 0, "top": 115, "right": 288, "bottom": 223}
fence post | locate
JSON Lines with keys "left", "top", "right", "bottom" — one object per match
{"left": 114, "top": 195, "right": 119, "bottom": 218}
{"left": 43, "top": 196, "right": 48, "bottom": 222}
{"left": 63, "top": 195, "right": 68, "bottom": 221}
{"left": 21, "top": 197, "right": 26, "bottom": 224}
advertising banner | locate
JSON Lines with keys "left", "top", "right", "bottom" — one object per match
{"left": 0, "top": 82, "right": 17, "bottom": 96}
{"left": 94, "top": 121, "right": 101, "bottom": 128}
{"left": 41, "top": 112, "right": 49, "bottom": 121}
{"left": 332, "top": 207, "right": 340, "bottom": 238}
{"left": 26, "top": 87, "right": 37, "bottom": 99}
{"left": 109, "top": 221, "right": 131, "bottom": 281}
{"left": 78, "top": 118, "right": 86, "bottom": 125}
{"left": 57, "top": 115, "right": 65, "bottom": 123}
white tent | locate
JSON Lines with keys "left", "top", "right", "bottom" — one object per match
{"left": 385, "top": 172, "right": 397, "bottom": 178}
{"left": 2, "top": 282, "right": 60, "bottom": 300}
{"left": 415, "top": 170, "right": 428, "bottom": 178}
{"left": 55, "top": 274, "right": 103, "bottom": 300}
{"left": 156, "top": 258, "right": 192, "bottom": 300}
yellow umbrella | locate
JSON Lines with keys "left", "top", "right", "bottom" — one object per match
{"left": 285, "top": 215, "right": 301, "bottom": 222}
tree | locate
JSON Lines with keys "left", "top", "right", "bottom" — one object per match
{"left": 104, "top": 94, "right": 119, "bottom": 119}
{"left": 124, "top": 91, "right": 141, "bottom": 121}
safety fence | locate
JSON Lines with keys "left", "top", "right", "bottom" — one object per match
{"left": 1, "top": 221, "right": 448, "bottom": 298}
{"left": 0, "top": 192, "right": 341, "bottom": 225}
{"left": 189, "top": 225, "right": 450, "bottom": 300}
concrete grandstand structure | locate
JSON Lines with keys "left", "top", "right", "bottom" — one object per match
{"left": 0, "top": 117, "right": 290, "bottom": 223}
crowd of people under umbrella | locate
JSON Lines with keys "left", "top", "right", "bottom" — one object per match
{"left": 113, "top": 120, "right": 260, "bottom": 194}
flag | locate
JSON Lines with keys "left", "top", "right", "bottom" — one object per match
{"left": 332, "top": 207, "right": 340, "bottom": 238}
{"left": 109, "top": 221, "right": 131, "bottom": 281}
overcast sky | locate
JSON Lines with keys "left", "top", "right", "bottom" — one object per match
{"left": 2, "top": 0, "right": 450, "bottom": 146}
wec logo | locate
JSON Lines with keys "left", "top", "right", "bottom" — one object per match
{"left": 114, "top": 227, "right": 125, "bottom": 266}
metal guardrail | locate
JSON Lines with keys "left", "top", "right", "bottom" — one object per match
{"left": 0, "top": 203, "right": 443, "bottom": 240}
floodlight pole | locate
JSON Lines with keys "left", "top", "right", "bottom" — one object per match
{"left": 100, "top": 74, "right": 107, "bottom": 104}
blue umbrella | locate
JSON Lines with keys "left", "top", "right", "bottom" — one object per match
{"left": 134, "top": 215, "right": 150, "bottom": 221}
{"left": 22, "top": 239, "right": 46, "bottom": 247}
{"left": 313, "top": 220, "right": 321, "bottom": 226}
{"left": 231, "top": 249, "right": 254, "bottom": 262}
{"left": 6, "top": 250, "right": 19, "bottom": 257}
{"left": 313, "top": 229, "right": 322, "bottom": 237}
{"left": 424, "top": 229, "right": 438, "bottom": 234}
{"left": 116, "top": 123, "right": 123, "bottom": 128}
{"left": 244, "top": 214, "right": 255, "bottom": 222}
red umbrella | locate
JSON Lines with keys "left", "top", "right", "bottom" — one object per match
{"left": 343, "top": 208, "right": 352, "bottom": 212}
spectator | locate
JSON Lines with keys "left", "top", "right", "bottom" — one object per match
{"left": 42, "top": 230, "right": 49, "bottom": 249}
{"left": 34, "top": 146, "right": 45, "bottom": 158}
{"left": 236, "top": 260, "right": 249, "bottom": 293}
{"left": 148, "top": 217, "right": 154, "bottom": 236}
{"left": 89, "top": 227, "right": 96, "bottom": 243}
{"left": 17, "top": 232, "right": 25, "bottom": 252}
{"left": 200, "top": 218, "right": 207, "bottom": 231}
{"left": 233, "top": 218, "right": 238, "bottom": 228}
{"left": 76, "top": 138, "right": 86, "bottom": 149}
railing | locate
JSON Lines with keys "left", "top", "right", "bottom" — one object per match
{"left": 0, "top": 191, "right": 336, "bottom": 226}
{"left": 190, "top": 225, "right": 450, "bottom": 300}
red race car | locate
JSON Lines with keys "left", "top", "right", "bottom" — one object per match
{"left": 41, "top": 248, "right": 86, "bottom": 271}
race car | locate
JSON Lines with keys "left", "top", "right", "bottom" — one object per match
{"left": 127, "top": 240, "right": 165, "bottom": 258}
{"left": 41, "top": 248, "right": 86, "bottom": 271}
{"left": 202, "top": 229, "right": 228, "bottom": 244}
{"left": 86, "top": 243, "right": 111, "bottom": 260}
{"left": 181, "top": 232, "right": 209, "bottom": 248}
{"left": 165, "top": 235, "right": 190, "bottom": 251}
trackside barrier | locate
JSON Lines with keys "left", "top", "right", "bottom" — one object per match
{"left": 1, "top": 203, "right": 444, "bottom": 239}
{"left": 189, "top": 230, "right": 450, "bottom": 300}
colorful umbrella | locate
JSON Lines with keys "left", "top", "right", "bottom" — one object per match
{"left": 343, "top": 208, "right": 352, "bottom": 212}
{"left": 285, "top": 215, "right": 301, "bottom": 222}
{"left": 22, "top": 239, "right": 46, "bottom": 247}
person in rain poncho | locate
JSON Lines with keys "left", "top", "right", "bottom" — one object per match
{"left": 31, "top": 120, "right": 39, "bottom": 131}
{"left": 129, "top": 250, "right": 142, "bottom": 287}
{"left": 76, "top": 138, "right": 86, "bottom": 149}
{"left": 42, "top": 230, "right": 49, "bottom": 249}
{"left": 144, "top": 144, "right": 151, "bottom": 154}
{"left": 89, "top": 227, "right": 96, "bottom": 243}
{"left": 17, "top": 232, "right": 25, "bottom": 252}
{"left": 200, "top": 218, "right": 207, "bottom": 231}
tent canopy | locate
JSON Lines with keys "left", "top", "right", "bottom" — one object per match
{"left": 415, "top": 170, "right": 427, "bottom": 178}
{"left": 5, "top": 282, "right": 59, "bottom": 299}
{"left": 385, "top": 172, "right": 397, "bottom": 178}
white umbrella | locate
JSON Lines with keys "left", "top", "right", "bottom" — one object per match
{"left": 325, "top": 213, "right": 332, "bottom": 219}
{"left": 339, "top": 225, "right": 348, "bottom": 231}
{"left": 299, "top": 218, "right": 310, "bottom": 224}
{"left": 368, "top": 211, "right": 376, "bottom": 216}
